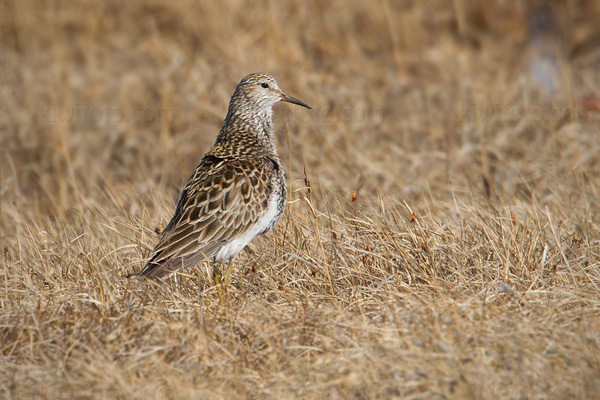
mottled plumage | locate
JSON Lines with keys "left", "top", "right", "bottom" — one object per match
{"left": 139, "top": 73, "right": 310, "bottom": 279}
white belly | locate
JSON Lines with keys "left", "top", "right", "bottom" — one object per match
{"left": 214, "top": 194, "right": 280, "bottom": 260}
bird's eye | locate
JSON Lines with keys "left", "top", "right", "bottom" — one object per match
{"left": 261, "top": 82, "right": 269, "bottom": 88}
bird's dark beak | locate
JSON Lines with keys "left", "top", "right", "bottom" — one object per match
{"left": 281, "top": 93, "right": 311, "bottom": 109}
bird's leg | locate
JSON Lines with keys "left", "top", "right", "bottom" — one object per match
{"left": 224, "top": 260, "right": 235, "bottom": 287}
{"left": 212, "top": 258, "right": 224, "bottom": 299}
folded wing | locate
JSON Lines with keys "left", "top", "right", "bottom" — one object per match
{"left": 139, "top": 156, "right": 273, "bottom": 279}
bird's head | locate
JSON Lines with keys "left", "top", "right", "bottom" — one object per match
{"left": 234, "top": 73, "right": 311, "bottom": 112}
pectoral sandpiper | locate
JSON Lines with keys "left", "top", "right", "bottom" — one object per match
{"left": 138, "top": 73, "right": 311, "bottom": 281}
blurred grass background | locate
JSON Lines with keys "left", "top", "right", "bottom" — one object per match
{"left": 2, "top": 0, "right": 600, "bottom": 398}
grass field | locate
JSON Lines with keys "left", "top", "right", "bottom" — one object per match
{"left": 2, "top": 0, "right": 600, "bottom": 398}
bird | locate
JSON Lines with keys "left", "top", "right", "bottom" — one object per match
{"left": 138, "top": 73, "right": 311, "bottom": 280}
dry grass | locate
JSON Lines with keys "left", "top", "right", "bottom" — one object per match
{"left": 2, "top": 0, "right": 600, "bottom": 398}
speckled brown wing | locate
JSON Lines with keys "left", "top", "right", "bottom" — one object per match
{"left": 139, "top": 155, "right": 274, "bottom": 279}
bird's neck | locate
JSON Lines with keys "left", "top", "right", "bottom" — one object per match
{"left": 222, "top": 102, "right": 277, "bottom": 153}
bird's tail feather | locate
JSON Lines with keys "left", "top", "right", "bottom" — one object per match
{"left": 138, "top": 247, "right": 217, "bottom": 280}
